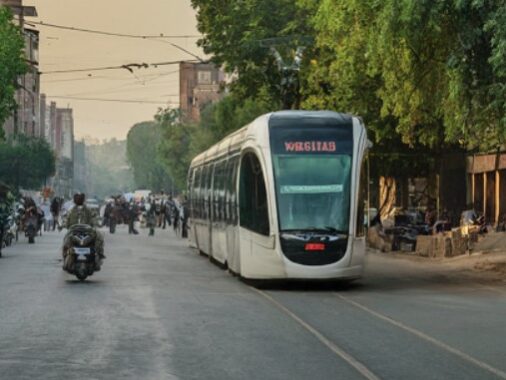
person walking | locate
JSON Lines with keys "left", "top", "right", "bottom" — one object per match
{"left": 128, "top": 201, "right": 139, "bottom": 235}
{"left": 50, "top": 197, "right": 61, "bottom": 231}
{"left": 0, "top": 182, "right": 14, "bottom": 257}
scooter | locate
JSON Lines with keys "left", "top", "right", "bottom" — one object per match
{"left": 63, "top": 224, "right": 100, "bottom": 281}
{"left": 24, "top": 208, "right": 38, "bottom": 244}
{"left": 3, "top": 215, "right": 17, "bottom": 248}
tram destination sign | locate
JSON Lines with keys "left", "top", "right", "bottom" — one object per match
{"left": 270, "top": 125, "right": 353, "bottom": 156}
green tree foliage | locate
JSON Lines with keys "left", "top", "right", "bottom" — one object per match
{"left": 156, "top": 109, "right": 192, "bottom": 190}
{"left": 0, "top": 6, "right": 27, "bottom": 139}
{"left": 126, "top": 122, "right": 174, "bottom": 192}
{"left": 304, "top": 0, "right": 506, "bottom": 150}
{"left": 156, "top": 92, "right": 276, "bottom": 190}
{"left": 0, "top": 136, "right": 55, "bottom": 190}
{"left": 191, "top": 0, "right": 312, "bottom": 104}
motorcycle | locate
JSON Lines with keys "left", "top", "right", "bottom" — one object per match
{"left": 63, "top": 224, "right": 99, "bottom": 281}
{"left": 24, "top": 207, "right": 38, "bottom": 244}
{"left": 3, "top": 215, "right": 17, "bottom": 248}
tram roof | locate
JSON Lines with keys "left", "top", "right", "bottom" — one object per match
{"left": 189, "top": 110, "right": 357, "bottom": 167}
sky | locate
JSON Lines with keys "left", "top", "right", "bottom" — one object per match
{"left": 24, "top": 0, "right": 203, "bottom": 141}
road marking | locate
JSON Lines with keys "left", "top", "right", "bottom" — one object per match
{"left": 335, "top": 293, "right": 506, "bottom": 380}
{"left": 250, "top": 287, "right": 380, "bottom": 380}
{"left": 477, "top": 283, "right": 506, "bottom": 296}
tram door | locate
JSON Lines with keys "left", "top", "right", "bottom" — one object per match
{"left": 239, "top": 152, "right": 277, "bottom": 276}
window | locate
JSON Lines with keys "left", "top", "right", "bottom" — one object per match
{"left": 226, "top": 156, "right": 239, "bottom": 225}
{"left": 356, "top": 157, "right": 367, "bottom": 237}
{"left": 192, "top": 167, "right": 202, "bottom": 219}
{"left": 270, "top": 123, "right": 353, "bottom": 234}
{"left": 239, "top": 153, "right": 269, "bottom": 235}
{"left": 198, "top": 70, "right": 212, "bottom": 84}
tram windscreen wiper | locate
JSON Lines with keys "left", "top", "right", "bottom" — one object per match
{"left": 292, "top": 227, "right": 348, "bottom": 235}
{"left": 324, "top": 226, "right": 348, "bottom": 234}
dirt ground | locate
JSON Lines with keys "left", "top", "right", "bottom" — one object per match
{"left": 366, "top": 248, "right": 506, "bottom": 286}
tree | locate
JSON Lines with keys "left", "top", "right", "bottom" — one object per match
{"left": 304, "top": 0, "right": 506, "bottom": 150}
{"left": 156, "top": 109, "right": 192, "bottom": 190}
{"left": 126, "top": 121, "right": 174, "bottom": 192}
{"left": 0, "top": 6, "right": 27, "bottom": 139}
{"left": 0, "top": 136, "right": 55, "bottom": 190}
{"left": 191, "top": 0, "right": 313, "bottom": 106}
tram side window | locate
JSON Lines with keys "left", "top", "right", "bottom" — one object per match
{"left": 218, "top": 160, "right": 226, "bottom": 222}
{"left": 224, "top": 158, "right": 232, "bottom": 223}
{"left": 231, "top": 156, "right": 240, "bottom": 225}
{"left": 206, "top": 164, "right": 214, "bottom": 220}
{"left": 188, "top": 168, "right": 194, "bottom": 218}
{"left": 225, "top": 156, "right": 238, "bottom": 225}
{"left": 214, "top": 161, "right": 224, "bottom": 222}
{"left": 201, "top": 165, "right": 209, "bottom": 220}
{"left": 193, "top": 167, "right": 202, "bottom": 219}
{"left": 356, "top": 158, "right": 367, "bottom": 237}
{"left": 239, "top": 153, "right": 269, "bottom": 236}
{"left": 212, "top": 163, "right": 219, "bottom": 221}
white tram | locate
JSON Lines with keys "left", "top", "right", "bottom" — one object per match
{"left": 187, "top": 111, "right": 369, "bottom": 280}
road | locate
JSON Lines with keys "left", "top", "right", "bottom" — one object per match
{"left": 0, "top": 227, "right": 505, "bottom": 380}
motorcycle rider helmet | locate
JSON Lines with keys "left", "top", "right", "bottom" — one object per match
{"left": 73, "top": 193, "right": 85, "bottom": 206}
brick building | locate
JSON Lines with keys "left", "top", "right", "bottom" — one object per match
{"left": 0, "top": 0, "right": 40, "bottom": 137}
{"left": 179, "top": 62, "right": 225, "bottom": 123}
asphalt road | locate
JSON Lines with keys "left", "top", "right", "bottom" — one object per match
{"left": 0, "top": 227, "right": 505, "bottom": 380}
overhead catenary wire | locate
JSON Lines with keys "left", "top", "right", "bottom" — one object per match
{"left": 42, "top": 69, "right": 181, "bottom": 83}
{"left": 26, "top": 20, "right": 202, "bottom": 40}
{"left": 46, "top": 95, "right": 178, "bottom": 105}
{"left": 28, "top": 20, "right": 206, "bottom": 62}
{"left": 41, "top": 60, "right": 200, "bottom": 75}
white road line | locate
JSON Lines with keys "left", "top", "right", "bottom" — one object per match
{"left": 250, "top": 287, "right": 380, "bottom": 380}
{"left": 477, "top": 283, "right": 506, "bottom": 296}
{"left": 335, "top": 293, "right": 506, "bottom": 380}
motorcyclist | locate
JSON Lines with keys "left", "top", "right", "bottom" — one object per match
{"left": 0, "top": 182, "right": 14, "bottom": 256}
{"left": 63, "top": 193, "right": 105, "bottom": 270}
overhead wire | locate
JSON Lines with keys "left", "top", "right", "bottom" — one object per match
{"left": 42, "top": 69, "right": 181, "bottom": 83}
{"left": 29, "top": 20, "right": 205, "bottom": 62}
{"left": 46, "top": 95, "right": 178, "bottom": 105}
{"left": 41, "top": 60, "right": 199, "bottom": 75}
{"left": 26, "top": 20, "right": 201, "bottom": 40}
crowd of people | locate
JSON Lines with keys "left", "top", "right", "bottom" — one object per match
{"left": 101, "top": 192, "right": 189, "bottom": 238}
{"left": 0, "top": 185, "right": 189, "bottom": 257}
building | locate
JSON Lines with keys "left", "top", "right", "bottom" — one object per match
{"left": 49, "top": 108, "right": 75, "bottom": 197}
{"left": 467, "top": 153, "right": 506, "bottom": 225}
{"left": 0, "top": 0, "right": 40, "bottom": 137}
{"left": 73, "top": 140, "right": 88, "bottom": 194}
{"left": 179, "top": 62, "right": 225, "bottom": 123}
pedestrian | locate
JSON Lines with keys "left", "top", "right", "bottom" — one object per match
{"left": 145, "top": 199, "right": 157, "bottom": 236}
{"left": 0, "top": 182, "right": 14, "bottom": 256}
{"left": 165, "top": 196, "right": 174, "bottom": 227}
{"left": 172, "top": 199, "right": 180, "bottom": 235}
{"left": 128, "top": 201, "right": 139, "bottom": 235}
{"left": 50, "top": 197, "right": 61, "bottom": 231}
{"left": 181, "top": 196, "right": 189, "bottom": 238}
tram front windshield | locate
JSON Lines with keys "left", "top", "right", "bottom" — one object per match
{"left": 270, "top": 123, "right": 353, "bottom": 234}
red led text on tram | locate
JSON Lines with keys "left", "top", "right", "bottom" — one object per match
{"left": 284, "top": 141, "right": 337, "bottom": 153}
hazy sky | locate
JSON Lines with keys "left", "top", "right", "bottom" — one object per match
{"left": 24, "top": 0, "right": 203, "bottom": 141}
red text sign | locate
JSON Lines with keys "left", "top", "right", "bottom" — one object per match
{"left": 284, "top": 141, "right": 337, "bottom": 153}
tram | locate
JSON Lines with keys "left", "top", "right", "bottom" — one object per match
{"left": 187, "top": 110, "right": 370, "bottom": 280}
